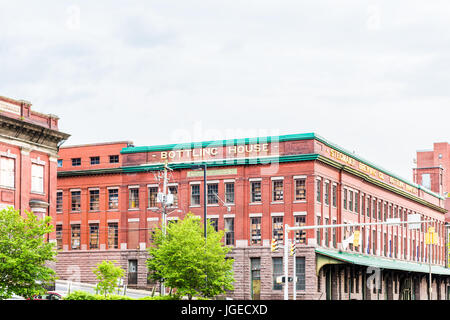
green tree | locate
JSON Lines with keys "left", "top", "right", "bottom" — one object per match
{"left": 147, "top": 213, "right": 234, "bottom": 299}
{"left": 0, "top": 207, "right": 57, "bottom": 299}
{"left": 92, "top": 260, "right": 125, "bottom": 297}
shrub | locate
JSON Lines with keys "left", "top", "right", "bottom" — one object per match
{"left": 64, "top": 291, "right": 99, "bottom": 300}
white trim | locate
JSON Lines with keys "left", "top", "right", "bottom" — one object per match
{"left": 206, "top": 180, "right": 219, "bottom": 184}
{"left": 189, "top": 181, "right": 201, "bottom": 185}
{"left": 293, "top": 211, "right": 307, "bottom": 216}
{"left": 147, "top": 184, "right": 159, "bottom": 188}
{"left": 223, "top": 179, "right": 235, "bottom": 183}
{"left": 70, "top": 188, "right": 81, "bottom": 192}
{"left": 271, "top": 176, "right": 284, "bottom": 181}
{"left": 128, "top": 218, "right": 139, "bottom": 222}
{"left": 88, "top": 187, "right": 100, "bottom": 191}
{"left": 271, "top": 212, "right": 284, "bottom": 217}
{"left": 167, "top": 216, "right": 179, "bottom": 221}
{"left": 316, "top": 212, "right": 322, "bottom": 217}
{"left": 70, "top": 221, "right": 81, "bottom": 225}
{"left": 249, "top": 178, "right": 262, "bottom": 182}
{"left": 167, "top": 183, "right": 178, "bottom": 187}
{"left": 128, "top": 185, "right": 140, "bottom": 189}
{"left": 207, "top": 215, "right": 219, "bottom": 219}
{"left": 249, "top": 213, "right": 262, "bottom": 217}
{"left": 107, "top": 219, "right": 119, "bottom": 223}
{"left": 223, "top": 214, "right": 235, "bottom": 218}
{"left": 107, "top": 186, "right": 120, "bottom": 190}
{"left": 0, "top": 150, "right": 17, "bottom": 159}
{"left": 31, "top": 157, "right": 46, "bottom": 166}
{"left": 147, "top": 217, "right": 159, "bottom": 222}
{"left": 88, "top": 220, "right": 100, "bottom": 224}
{"left": 293, "top": 175, "right": 307, "bottom": 180}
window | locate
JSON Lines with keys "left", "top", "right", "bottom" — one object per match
{"left": 372, "top": 230, "right": 376, "bottom": 254}
{"left": 295, "top": 178, "right": 306, "bottom": 201}
{"left": 108, "top": 188, "right": 119, "bottom": 210}
{"left": 191, "top": 184, "right": 200, "bottom": 206}
{"left": 251, "top": 181, "right": 261, "bottom": 202}
{"left": 225, "top": 182, "right": 235, "bottom": 204}
{"left": 316, "top": 179, "right": 322, "bottom": 202}
{"left": 317, "top": 217, "right": 321, "bottom": 245}
{"left": 108, "top": 223, "right": 119, "bottom": 249}
{"left": 421, "top": 173, "right": 431, "bottom": 189}
{"left": 89, "top": 224, "right": 99, "bottom": 249}
{"left": 0, "top": 157, "right": 14, "bottom": 188}
{"left": 207, "top": 183, "right": 219, "bottom": 204}
{"left": 296, "top": 257, "right": 306, "bottom": 291}
{"left": 89, "top": 189, "right": 100, "bottom": 211}
{"left": 324, "top": 181, "right": 329, "bottom": 205}
{"left": 224, "top": 218, "right": 234, "bottom": 246}
{"left": 71, "top": 224, "right": 81, "bottom": 250}
{"left": 367, "top": 197, "right": 371, "bottom": 217}
{"left": 355, "top": 192, "right": 359, "bottom": 214}
{"left": 272, "top": 180, "right": 283, "bottom": 202}
{"left": 129, "top": 187, "right": 139, "bottom": 209}
{"left": 272, "top": 257, "right": 283, "bottom": 290}
{"left": 56, "top": 225, "right": 63, "bottom": 250}
{"left": 343, "top": 189, "right": 347, "bottom": 210}
{"left": 208, "top": 218, "right": 218, "bottom": 232}
{"left": 332, "top": 185, "right": 337, "bottom": 207}
{"left": 57, "top": 159, "right": 63, "bottom": 168}
{"left": 109, "top": 155, "right": 119, "bottom": 163}
{"left": 332, "top": 220, "right": 337, "bottom": 248}
{"left": 56, "top": 191, "right": 63, "bottom": 213}
{"left": 295, "top": 216, "right": 306, "bottom": 244}
{"left": 251, "top": 217, "right": 261, "bottom": 244}
{"left": 71, "top": 190, "right": 81, "bottom": 212}
{"left": 349, "top": 191, "right": 354, "bottom": 212}
{"left": 168, "top": 186, "right": 178, "bottom": 207}
{"left": 31, "top": 164, "right": 44, "bottom": 193}
{"left": 148, "top": 186, "right": 158, "bottom": 207}
{"left": 90, "top": 156, "right": 100, "bottom": 165}
{"left": 378, "top": 201, "right": 381, "bottom": 220}
{"left": 372, "top": 199, "right": 376, "bottom": 219}
{"left": 72, "top": 158, "right": 81, "bottom": 166}
{"left": 272, "top": 216, "right": 284, "bottom": 243}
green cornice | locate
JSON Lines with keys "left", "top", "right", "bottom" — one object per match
{"left": 57, "top": 167, "right": 121, "bottom": 177}
{"left": 120, "top": 132, "right": 442, "bottom": 200}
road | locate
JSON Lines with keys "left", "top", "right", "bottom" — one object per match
{"left": 55, "top": 280, "right": 154, "bottom": 299}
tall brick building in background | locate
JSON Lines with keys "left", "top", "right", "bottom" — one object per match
{"left": 414, "top": 143, "right": 450, "bottom": 220}
{"left": 55, "top": 133, "right": 450, "bottom": 300}
{"left": 0, "top": 95, "right": 69, "bottom": 245}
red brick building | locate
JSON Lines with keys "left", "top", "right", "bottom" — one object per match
{"left": 414, "top": 142, "right": 450, "bottom": 219}
{"left": 0, "top": 95, "right": 69, "bottom": 245}
{"left": 56, "top": 133, "right": 450, "bottom": 300}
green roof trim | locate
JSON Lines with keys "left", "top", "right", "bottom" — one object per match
{"left": 120, "top": 132, "right": 443, "bottom": 200}
{"left": 316, "top": 248, "right": 450, "bottom": 276}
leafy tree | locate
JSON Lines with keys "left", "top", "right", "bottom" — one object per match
{"left": 92, "top": 260, "right": 125, "bottom": 297}
{"left": 0, "top": 207, "right": 57, "bottom": 299}
{"left": 147, "top": 213, "right": 234, "bottom": 299}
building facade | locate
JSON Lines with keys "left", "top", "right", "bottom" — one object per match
{"left": 56, "top": 133, "right": 450, "bottom": 300}
{"left": 414, "top": 142, "right": 450, "bottom": 220}
{"left": 0, "top": 95, "right": 69, "bottom": 246}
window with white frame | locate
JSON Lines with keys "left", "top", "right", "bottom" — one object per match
{"left": 0, "top": 157, "right": 15, "bottom": 188}
{"left": 31, "top": 164, "right": 44, "bottom": 193}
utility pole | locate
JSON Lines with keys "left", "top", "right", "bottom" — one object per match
{"left": 159, "top": 160, "right": 172, "bottom": 296}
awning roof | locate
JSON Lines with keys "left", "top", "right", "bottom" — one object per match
{"left": 316, "top": 248, "right": 450, "bottom": 276}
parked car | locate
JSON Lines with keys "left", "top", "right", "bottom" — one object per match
{"left": 29, "top": 292, "right": 63, "bottom": 300}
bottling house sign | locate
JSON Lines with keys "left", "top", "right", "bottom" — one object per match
{"left": 160, "top": 143, "right": 271, "bottom": 161}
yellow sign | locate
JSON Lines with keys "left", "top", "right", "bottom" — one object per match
{"left": 425, "top": 227, "right": 438, "bottom": 245}
{"left": 353, "top": 231, "right": 360, "bottom": 247}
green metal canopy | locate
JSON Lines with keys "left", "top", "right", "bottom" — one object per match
{"left": 316, "top": 248, "right": 450, "bottom": 276}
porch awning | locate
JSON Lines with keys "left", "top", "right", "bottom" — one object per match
{"left": 316, "top": 248, "right": 450, "bottom": 276}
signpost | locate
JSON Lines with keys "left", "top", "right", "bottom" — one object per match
{"left": 425, "top": 226, "right": 438, "bottom": 300}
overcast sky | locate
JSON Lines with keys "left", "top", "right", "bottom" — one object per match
{"left": 1, "top": 0, "right": 450, "bottom": 182}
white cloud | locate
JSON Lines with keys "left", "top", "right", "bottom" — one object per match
{"left": 1, "top": 0, "right": 450, "bottom": 181}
